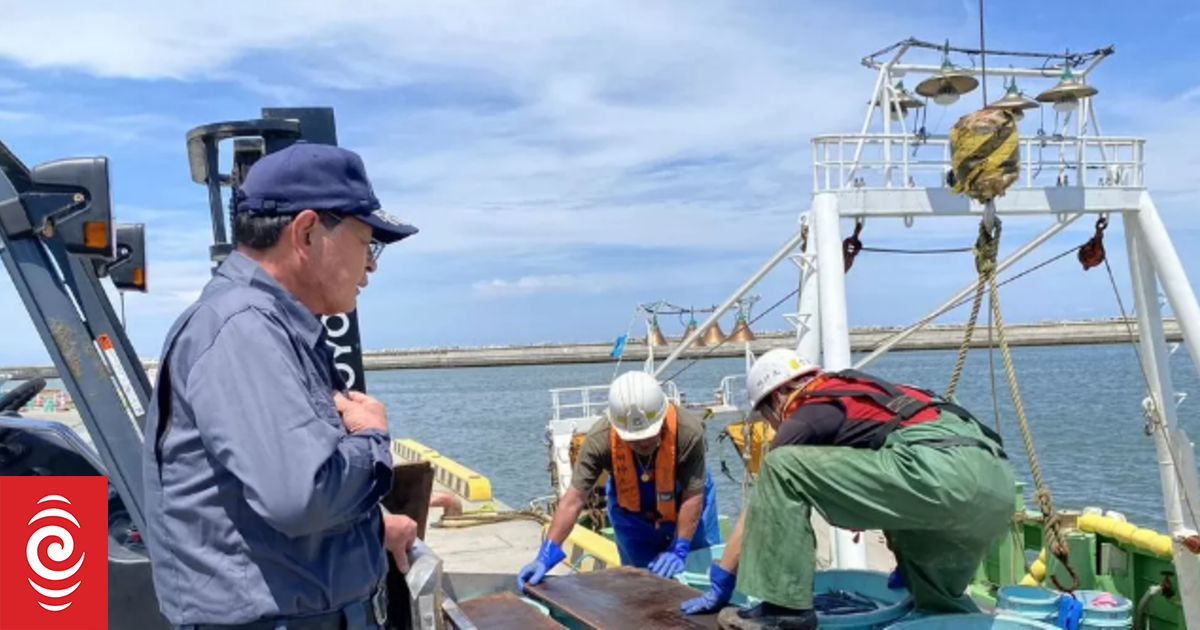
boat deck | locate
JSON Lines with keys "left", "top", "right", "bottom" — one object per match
{"left": 422, "top": 491, "right": 561, "bottom": 577}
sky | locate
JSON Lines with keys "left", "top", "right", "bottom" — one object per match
{"left": 0, "top": 0, "right": 1197, "bottom": 366}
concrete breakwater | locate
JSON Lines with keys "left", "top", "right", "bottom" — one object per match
{"left": 362, "top": 318, "right": 1182, "bottom": 370}
{"left": 2, "top": 318, "right": 1179, "bottom": 379}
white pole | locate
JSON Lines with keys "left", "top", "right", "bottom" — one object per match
{"left": 1124, "top": 212, "right": 1188, "bottom": 535}
{"left": 1132, "top": 194, "right": 1200, "bottom": 400}
{"left": 854, "top": 214, "right": 1082, "bottom": 370}
{"left": 812, "top": 191, "right": 868, "bottom": 569}
{"left": 1128, "top": 198, "right": 1200, "bottom": 626}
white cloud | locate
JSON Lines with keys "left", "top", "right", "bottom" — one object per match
{"left": 0, "top": 0, "right": 960, "bottom": 259}
{"left": 472, "top": 274, "right": 613, "bottom": 298}
{"left": 1, "top": 1, "right": 1199, "bottom": 361}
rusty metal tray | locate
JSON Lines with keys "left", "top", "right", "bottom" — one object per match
{"left": 526, "top": 567, "right": 721, "bottom": 629}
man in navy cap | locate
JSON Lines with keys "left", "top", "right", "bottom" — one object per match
{"left": 142, "top": 142, "right": 419, "bottom": 630}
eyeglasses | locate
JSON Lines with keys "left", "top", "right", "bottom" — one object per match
{"left": 319, "top": 212, "right": 385, "bottom": 263}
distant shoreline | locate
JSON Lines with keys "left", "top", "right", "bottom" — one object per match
{"left": 1, "top": 317, "right": 1180, "bottom": 379}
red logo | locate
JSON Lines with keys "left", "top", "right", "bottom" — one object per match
{"left": 0, "top": 476, "right": 109, "bottom": 630}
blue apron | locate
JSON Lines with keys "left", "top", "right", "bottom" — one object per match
{"left": 604, "top": 463, "right": 722, "bottom": 568}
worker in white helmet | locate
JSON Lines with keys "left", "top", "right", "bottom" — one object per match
{"left": 681, "top": 348, "right": 1015, "bottom": 629}
{"left": 517, "top": 370, "right": 721, "bottom": 591}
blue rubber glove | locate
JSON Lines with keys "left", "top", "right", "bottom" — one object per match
{"left": 648, "top": 537, "right": 691, "bottom": 579}
{"left": 517, "top": 539, "right": 566, "bottom": 593}
{"left": 1056, "top": 594, "right": 1083, "bottom": 630}
{"left": 888, "top": 567, "right": 906, "bottom": 590}
{"left": 680, "top": 563, "right": 736, "bottom": 614}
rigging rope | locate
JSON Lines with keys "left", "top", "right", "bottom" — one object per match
{"left": 945, "top": 219, "right": 997, "bottom": 398}
{"left": 843, "top": 219, "right": 973, "bottom": 273}
{"left": 1085, "top": 215, "right": 1200, "bottom": 536}
{"left": 860, "top": 246, "right": 974, "bottom": 255}
{"left": 950, "top": 215, "right": 1079, "bottom": 592}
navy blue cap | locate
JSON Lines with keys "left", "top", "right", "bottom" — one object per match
{"left": 234, "top": 141, "right": 418, "bottom": 244}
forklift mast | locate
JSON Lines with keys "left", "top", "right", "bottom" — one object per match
{"left": 0, "top": 140, "right": 153, "bottom": 531}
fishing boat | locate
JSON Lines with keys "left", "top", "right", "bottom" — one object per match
{"left": 538, "top": 35, "right": 1200, "bottom": 629}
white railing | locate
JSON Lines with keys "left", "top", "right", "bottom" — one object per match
{"left": 811, "top": 133, "right": 1146, "bottom": 193}
{"left": 716, "top": 374, "right": 746, "bottom": 409}
{"left": 662, "top": 381, "right": 682, "bottom": 405}
{"left": 549, "top": 385, "right": 609, "bottom": 422}
{"left": 549, "top": 381, "right": 685, "bottom": 422}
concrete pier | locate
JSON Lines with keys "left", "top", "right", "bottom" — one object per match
{"left": 1, "top": 317, "right": 1181, "bottom": 378}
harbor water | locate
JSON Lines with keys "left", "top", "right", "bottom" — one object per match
{"left": 367, "top": 342, "right": 1200, "bottom": 532}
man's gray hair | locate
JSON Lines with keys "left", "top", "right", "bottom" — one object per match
{"left": 232, "top": 213, "right": 294, "bottom": 251}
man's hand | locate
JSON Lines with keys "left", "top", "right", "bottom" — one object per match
{"left": 680, "top": 563, "right": 736, "bottom": 614}
{"left": 334, "top": 390, "right": 389, "bottom": 434}
{"left": 517, "top": 539, "right": 566, "bottom": 593}
{"left": 383, "top": 514, "right": 418, "bottom": 573}
{"left": 647, "top": 537, "right": 690, "bottom": 579}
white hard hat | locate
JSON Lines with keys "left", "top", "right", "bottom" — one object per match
{"left": 745, "top": 348, "right": 821, "bottom": 410}
{"left": 606, "top": 370, "right": 669, "bottom": 442}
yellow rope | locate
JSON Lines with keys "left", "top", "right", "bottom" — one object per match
{"left": 437, "top": 508, "right": 548, "bottom": 529}
{"left": 974, "top": 216, "right": 1078, "bottom": 592}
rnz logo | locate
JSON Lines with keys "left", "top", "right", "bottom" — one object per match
{"left": 0, "top": 476, "right": 108, "bottom": 630}
{"left": 27, "top": 494, "right": 86, "bottom": 611}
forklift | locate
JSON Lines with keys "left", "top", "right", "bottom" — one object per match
{"left": 0, "top": 107, "right": 451, "bottom": 629}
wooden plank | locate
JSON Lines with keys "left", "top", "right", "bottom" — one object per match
{"left": 382, "top": 460, "right": 435, "bottom": 628}
{"left": 384, "top": 460, "right": 435, "bottom": 538}
{"left": 526, "top": 567, "right": 721, "bottom": 629}
{"left": 455, "top": 592, "right": 567, "bottom": 630}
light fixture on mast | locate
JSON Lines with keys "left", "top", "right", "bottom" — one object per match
{"left": 1035, "top": 64, "right": 1097, "bottom": 113}
{"left": 682, "top": 312, "right": 705, "bottom": 347}
{"left": 986, "top": 77, "right": 1040, "bottom": 120}
{"left": 914, "top": 44, "right": 979, "bottom": 106}
{"left": 876, "top": 81, "right": 925, "bottom": 121}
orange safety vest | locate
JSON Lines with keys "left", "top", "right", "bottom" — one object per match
{"left": 610, "top": 402, "right": 678, "bottom": 523}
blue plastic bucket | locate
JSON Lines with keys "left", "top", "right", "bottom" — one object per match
{"left": 813, "top": 569, "right": 914, "bottom": 629}
{"left": 996, "top": 585, "right": 1059, "bottom": 622}
{"left": 681, "top": 543, "right": 725, "bottom": 575}
{"left": 886, "top": 612, "right": 1061, "bottom": 629}
{"left": 1070, "top": 590, "right": 1133, "bottom": 629}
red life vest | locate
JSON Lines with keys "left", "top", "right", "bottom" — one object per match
{"left": 785, "top": 369, "right": 1003, "bottom": 450}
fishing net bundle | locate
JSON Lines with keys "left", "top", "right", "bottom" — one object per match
{"left": 949, "top": 107, "right": 1021, "bottom": 204}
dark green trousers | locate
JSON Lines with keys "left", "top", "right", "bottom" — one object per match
{"left": 737, "top": 412, "right": 1015, "bottom": 613}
